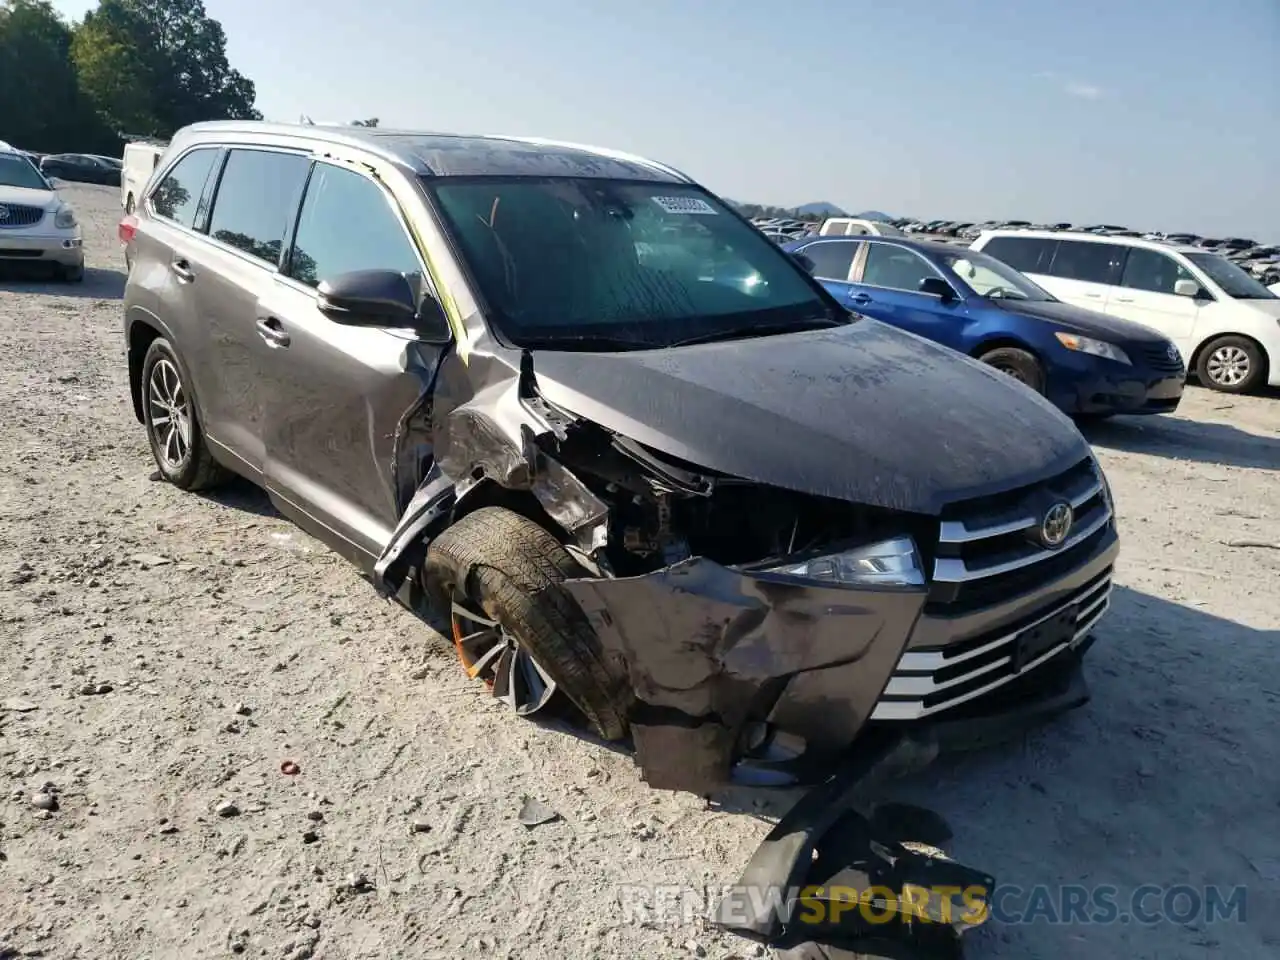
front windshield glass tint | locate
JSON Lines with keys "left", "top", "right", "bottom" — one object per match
{"left": 1186, "top": 253, "right": 1277, "bottom": 300}
{"left": 940, "top": 250, "right": 1054, "bottom": 301}
{"left": 429, "top": 178, "right": 830, "bottom": 347}
{"left": 0, "top": 154, "right": 49, "bottom": 191}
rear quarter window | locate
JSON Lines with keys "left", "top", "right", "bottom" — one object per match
{"left": 149, "top": 148, "right": 220, "bottom": 229}
{"left": 981, "top": 236, "right": 1057, "bottom": 274}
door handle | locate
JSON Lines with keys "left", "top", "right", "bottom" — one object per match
{"left": 1083, "top": 292, "right": 1102, "bottom": 298}
{"left": 1115, "top": 297, "right": 1134, "bottom": 303}
{"left": 255, "top": 316, "right": 291, "bottom": 348}
{"left": 850, "top": 293, "right": 872, "bottom": 305}
{"left": 170, "top": 258, "right": 194, "bottom": 283}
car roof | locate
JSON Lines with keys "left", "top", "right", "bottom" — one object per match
{"left": 176, "top": 121, "right": 693, "bottom": 184}
{"left": 978, "top": 229, "right": 1203, "bottom": 256}
{"left": 797, "top": 234, "right": 968, "bottom": 258}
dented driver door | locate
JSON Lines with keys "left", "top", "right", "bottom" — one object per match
{"left": 256, "top": 161, "right": 443, "bottom": 566}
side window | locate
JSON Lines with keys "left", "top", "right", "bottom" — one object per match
{"left": 1120, "top": 247, "right": 1194, "bottom": 295}
{"left": 862, "top": 244, "right": 938, "bottom": 292}
{"left": 206, "top": 149, "right": 311, "bottom": 266}
{"left": 149, "top": 148, "right": 219, "bottom": 228}
{"left": 1048, "top": 240, "right": 1123, "bottom": 284}
{"left": 982, "top": 236, "right": 1056, "bottom": 274}
{"left": 287, "top": 163, "right": 421, "bottom": 289}
{"left": 801, "top": 241, "right": 858, "bottom": 281}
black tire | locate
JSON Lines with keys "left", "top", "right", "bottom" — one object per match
{"left": 978, "top": 346, "right": 1046, "bottom": 394}
{"left": 1195, "top": 335, "right": 1265, "bottom": 394}
{"left": 424, "top": 506, "right": 629, "bottom": 741}
{"left": 140, "top": 338, "right": 230, "bottom": 490}
{"left": 57, "top": 262, "right": 84, "bottom": 283}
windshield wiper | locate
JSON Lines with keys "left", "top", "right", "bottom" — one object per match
{"left": 528, "top": 334, "right": 665, "bottom": 351}
{"left": 669, "top": 315, "right": 847, "bottom": 348}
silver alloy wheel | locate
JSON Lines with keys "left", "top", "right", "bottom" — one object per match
{"left": 1206, "top": 345, "right": 1250, "bottom": 386}
{"left": 147, "top": 358, "right": 191, "bottom": 469}
{"left": 450, "top": 601, "right": 558, "bottom": 717}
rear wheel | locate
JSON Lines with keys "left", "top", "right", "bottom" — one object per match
{"left": 1196, "top": 335, "right": 1265, "bottom": 393}
{"left": 424, "top": 507, "right": 629, "bottom": 741}
{"left": 140, "top": 338, "right": 230, "bottom": 490}
{"left": 977, "top": 346, "right": 1046, "bottom": 394}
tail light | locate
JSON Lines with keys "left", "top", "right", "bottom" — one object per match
{"left": 118, "top": 215, "right": 137, "bottom": 246}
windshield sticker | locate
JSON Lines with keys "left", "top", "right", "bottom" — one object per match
{"left": 652, "top": 196, "right": 718, "bottom": 215}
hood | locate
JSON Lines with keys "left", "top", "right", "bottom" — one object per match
{"left": 990, "top": 297, "right": 1171, "bottom": 343}
{"left": 0, "top": 184, "right": 57, "bottom": 208}
{"left": 531, "top": 320, "right": 1089, "bottom": 515}
{"left": 1241, "top": 297, "right": 1280, "bottom": 319}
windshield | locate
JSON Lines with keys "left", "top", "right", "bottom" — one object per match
{"left": 939, "top": 249, "right": 1055, "bottom": 301}
{"left": 1185, "top": 253, "right": 1278, "bottom": 300}
{"left": 0, "top": 153, "right": 50, "bottom": 191}
{"left": 427, "top": 177, "right": 838, "bottom": 348}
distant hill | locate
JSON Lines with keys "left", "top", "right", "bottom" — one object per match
{"left": 795, "top": 201, "right": 847, "bottom": 217}
{"left": 853, "top": 209, "right": 894, "bottom": 222}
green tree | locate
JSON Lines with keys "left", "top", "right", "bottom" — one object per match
{"left": 0, "top": 0, "right": 110, "bottom": 151}
{"left": 80, "top": 0, "right": 260, "bottom": 136}
{"left": 350, "top": 118, "right": 379, "bottom": 127}
{"left": 71, "top": 5, "right": 159, "bottom": 135}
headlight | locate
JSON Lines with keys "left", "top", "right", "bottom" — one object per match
{"left": 1054, "top": 332, "right": 1130, "bottom": 365}
{"left": 54, "top": 205, "right": 78, "bottom": 229}
{"left": 763, "top": 535, "right": 924, "bottom": 587}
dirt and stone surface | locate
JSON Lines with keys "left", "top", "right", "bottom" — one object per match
{"left": 1, "top": 183, "right": 1278, "bottom": 959}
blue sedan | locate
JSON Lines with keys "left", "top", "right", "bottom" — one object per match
{"left": 785, "top": 235, "right": 1186, "bottom": 418}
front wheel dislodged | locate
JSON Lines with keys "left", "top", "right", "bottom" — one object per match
{"left": 424, "top": 506, "right": 629, "bottom": 741}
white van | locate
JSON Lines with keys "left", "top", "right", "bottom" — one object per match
{"left": 818, "top": 217, "right": 905, "bottom": 238}
{"left": 121, "top": 141, "right": 167, "bottom": 213}
{"left": 971, "top": 230, "right": 1280, "bottom": 393}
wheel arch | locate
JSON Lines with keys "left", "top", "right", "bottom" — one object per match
{"left": 1188, "top": 331, "right": 1271, "bottom": 384}
{"left": 127, "top": 316, "right": 163, "bottom": 423}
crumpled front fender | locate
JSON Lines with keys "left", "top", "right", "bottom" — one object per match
{"left": 565, "top": 558, "right": 927, "bottom": 793}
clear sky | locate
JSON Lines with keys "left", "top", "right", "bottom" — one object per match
{"left": 53, "top": 0, "right": 1280, "bottom": 238}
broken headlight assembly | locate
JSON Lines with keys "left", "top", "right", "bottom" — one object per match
{"left": 760, "top": 535, "right": 925, "bottom": 587}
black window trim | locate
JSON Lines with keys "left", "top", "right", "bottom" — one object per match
{"left": 144, "top": 144, "right": 224, "bottom": 232}
{"left": 274, "top": 157, "right": 437, "bottom": 305}
{"left": 200, "top": 145, "right": 313, "bottom": 272}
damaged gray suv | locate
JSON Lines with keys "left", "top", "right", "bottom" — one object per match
{"left": 121, "top": 122, "right": 1119, "bottom": 795}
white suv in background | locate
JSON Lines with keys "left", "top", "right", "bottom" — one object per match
{"left": 971, "top": 230, "right": 1280, "bottom": 394}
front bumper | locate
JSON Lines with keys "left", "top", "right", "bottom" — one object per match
{"left": 565, "top": 520, "right": 1117, "bottom": 794}
{"left": 1049, "top": 364, "right": 1184, "bottom": 415}
{"left": 0, "top": 231, "right": 84, "bottom": 267}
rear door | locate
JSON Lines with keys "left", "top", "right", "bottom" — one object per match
{"left": 1040, "top": 239, "right": 1124, "bottom": 309}
{"left": 846, "top": 242, "right": 966, "bottom": 347}
{"left": 186, "top": 147, "right": 312, "bottom": 478}
{"left": 257, "top": 160, "right": 444, "bottom": 562}
{"left": 1106, "top": 245, "right": 1201, "bottom": 345}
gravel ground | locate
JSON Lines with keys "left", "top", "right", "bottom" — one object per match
{"left": 1, "top": 183, "right": 1278, "bottom": 960}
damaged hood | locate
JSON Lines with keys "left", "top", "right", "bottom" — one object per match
{"left": 531, "top": 320, "right": 1088, "bottom": 514}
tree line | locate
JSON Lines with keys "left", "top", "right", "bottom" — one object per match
{"left": 732, "top": 203, "right": 825, "bottom": 223}
{"left": 0, "top": 0, "right": 259, "bottom": 154}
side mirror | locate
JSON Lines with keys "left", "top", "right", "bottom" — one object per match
{"left": 318, "top": 269, "right": 452, "bottom": 343}
{"left": 791, "top": 251, "right": 816, "bottom": 274}
{"left": 919, "top": 276, "right": 957, "bottom": 301}
{"left": 1173, "top": 278, "right": 1202, "bottom": 298}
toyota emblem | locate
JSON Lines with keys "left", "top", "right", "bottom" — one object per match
{"left": 1040, "top": 501, "right": 1074, "bottom": 548}
{"left": 1167, "top": 342, "right": 1181, "bottom": 363}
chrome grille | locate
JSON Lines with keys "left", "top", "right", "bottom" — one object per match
{"left": 1134, "top": 341, "right": 1184, "bottom": 374}
{"left": 872, "top": 568, "right": 1112, "bottom": 720}
{"left": 926, "top": 456, "right": 1111, "bottom": 614}
{"left": 0, "top": 204, "right": 45, "bottom": 228}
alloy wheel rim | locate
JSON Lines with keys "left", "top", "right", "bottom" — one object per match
{"left": 147, "top": 358, "right": 191, "bottom": 468}
{"left": 1206, "top": 346, "right": 1250, "bottom": 386}
{"left": 450, "top": 601, "right": 557, "bottom": 717}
